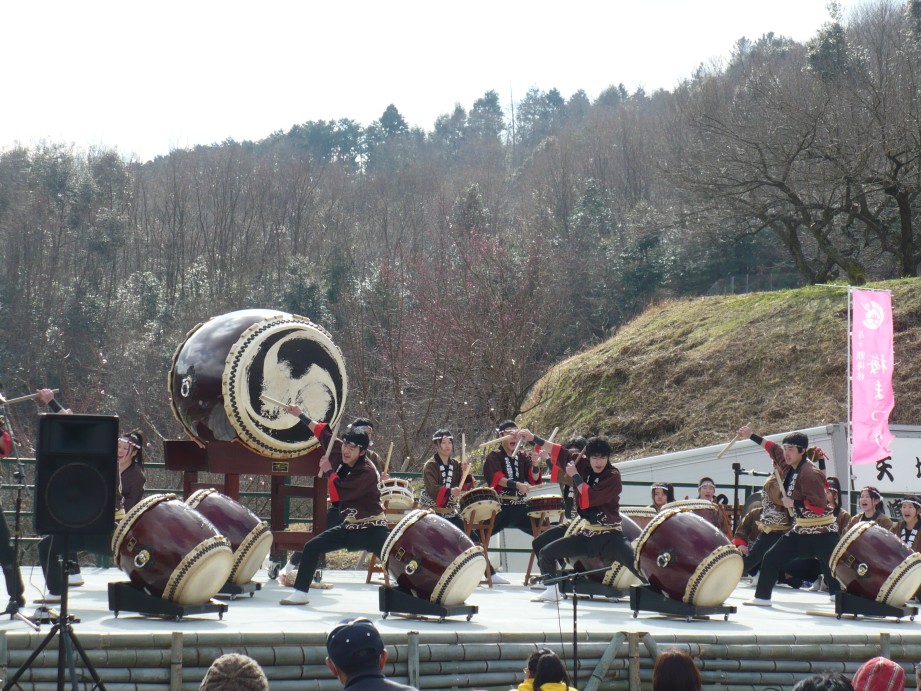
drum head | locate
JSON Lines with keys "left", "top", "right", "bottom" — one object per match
{"left": 169, "top": 309, "right": 347, "bottom": 458}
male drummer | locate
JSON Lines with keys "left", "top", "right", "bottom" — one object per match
{"left": 279, "top": 408, "right": 388, "bottom": 606}
{"left": 481, "top": 420, "right": 543, "bottom": 584}
{"left": 419, "top": 429, "right": 474, "bottom": 530}
{"left": 515, "top": 432, "right": 642, "bottom": 603}
{"left": 741, "top": 428, "right": 841, "bottom": 607}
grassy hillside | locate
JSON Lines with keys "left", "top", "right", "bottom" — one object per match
{"left": 519, "top": 278, "right": 921, "bottom": 461}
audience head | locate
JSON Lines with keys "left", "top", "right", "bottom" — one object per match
{"left": 326, "top": 617, "right": 386, "bottom": 681}
{"left": 652, "top": 649, "right": 702, "bottom": 691}
{"left": 199, "top": 653, "right": 269, "bottom": 691}
{"left": 532, "top": 650, "right": 572, "bottom": 691}
{"left": 851, "top": 656, "right": 905, "bottom": 691}
{"left": 792, "top": 672, "right": 855, "bottom": 691}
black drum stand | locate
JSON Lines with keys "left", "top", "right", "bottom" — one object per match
{"left": 217, "top": 579, "right": 261, "bottom": 600}
{"left": 629, "top": 584, "right": 737, "bottom": 622}
{"left": 831, "top": 591, "right": 917, "bottom": 621}
{"left": 558, "top": 571, "right": 628, "bottom": 600}
{"left": 378, "top": 587, "right": 477, "bottom": 622}
{"left": 108, "top": 582, "right": 228, "bottom": 621}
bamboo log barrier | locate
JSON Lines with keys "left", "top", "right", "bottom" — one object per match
{"left": 2, "top": 630, "right": 921, "bottom": 690}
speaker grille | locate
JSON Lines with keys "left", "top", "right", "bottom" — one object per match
{"left": 42, "top": 461, "right": 109, "bottom": 529}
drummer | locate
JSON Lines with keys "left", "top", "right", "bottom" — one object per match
{"left": 481, "top": 420, "right": 544, "bottom": 584}
{"left": 649, "top": 482, "right": 674, "bottom": 512}
{"left": 697, "top": 477, "right": 731, "bottom": 536}
{"left": 530, "top": 437, "right": 586, "bottom": 581}
{"left": 741, "top": 429, "right": 840, "bottom": 607}
{"left": 514, "top": 433, "right": 642, "bottom": 603}
{"left": 279, "top": 414, "right": 388, "bottom": 606}
{"left": 892, "top": 495, "right": 921, "bottom": 552}
{"left": 418, "top": 428, "right": 475, "bottom": 529}
{"left": 827, "top": 477, "right": 851, "bottom": 534}
{"left": 845, "top": 486, "right": 893, "bottom": 531}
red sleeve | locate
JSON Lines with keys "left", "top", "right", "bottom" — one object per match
{"left": 546, "top": 442, "right": 563, "bottom": 481}
{"left": 328, "top": 471, "right": 341, "bottom": 503}
{"left": 732, "top": 537, "right": 748, "bottom": 547}
{"left": 804, "top": 499, "right": 826, "bottom": 514}
{"left": 490, "top": 470, "right": 507, "bottom": 491}
{"left": 0, "top": 431, "right": 10, "bottom": 458}
{"left": 436, "top": 486, "right": 450, "bottom": 507}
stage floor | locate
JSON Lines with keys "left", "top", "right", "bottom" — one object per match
{"left": 5, "top": 565, "right": 918, "bottom": 637}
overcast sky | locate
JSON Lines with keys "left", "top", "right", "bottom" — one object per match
{"left": 1, "top": 1, "right": 852, "bottom": 161}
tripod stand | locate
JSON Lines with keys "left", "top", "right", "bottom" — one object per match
{"left": 2, "top": 536, "right": 107, "bottom": 691}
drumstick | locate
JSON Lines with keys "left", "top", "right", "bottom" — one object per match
{"left": 773, "top": 466, "right": 795, "bottom": 518}
{"left": 458, "top": 434, "right": 470, "bottom": 490}
{"left": 259, "top": 393, "right": 288, "bottom": 408}
{"left": 3, "top": 389, "right": 60, "bottom": 405}
{"left": 717, "top": 433, "right": 742, "bottom": 459}
{"left": 382, "top": 441, "right": 394, "bottom": 475}
{"left": 476, "top": 433, "right": 514, "bottom": 449}
{"left": 320, "top": 422, "right": 341, "bottom": 469}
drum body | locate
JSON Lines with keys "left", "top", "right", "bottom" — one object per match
{"left": 662, "top": 499, "right": 724, "bottom": 531}
{"left": 168, "top": 309, "right": 347, "bottom": 459}
{"left": 381, "top": 509, "right": 486, "bottom": 605}
{"left": 458, "top": 487, "right": 501, "bottom": 524}
{"left": 635, "top": 507, "right": 742, "bottom": 607}
{"left": 186, "top": 489, "right": 273, "bottom": 585}
{"left": 563, "top": 516, "right": 643, "bottom": 590}
{"left": 527, "top": 494, "right": 563, "bottom": 518}
{"left": 830, "top": 522, "right": 921, "bottom": 606}
{"left": 111, "top": 494, "right": 233, "bottom": 604}
{"left": 379, "top": 478, "right": 415, "bottom": 512}
{"left": 621, "top": 506, "right": 658, "bottom": 529}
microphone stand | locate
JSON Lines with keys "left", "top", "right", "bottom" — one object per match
{"left": 543, "top": 565, "right": 612, "bottom": 688}
{"left": 731, "top": 463, "right": 771, "bottom": 533}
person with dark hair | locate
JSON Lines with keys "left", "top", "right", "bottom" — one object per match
{"left": 481, "top": 420, "right": 543, "bottom": 584}
{"left": 517, "top": 648, "right": 554, "bottom": 691}
{"left": 200, "top": 653, "right": 269, "bottom": 691}
{"left": 652, "top": 649, "right": 702, "bottom": 691}
{"left": 279, "top": 406, "right": 388, "bottom": 606}
{"left": 516, "top": 431, "right": 642, "bottom": 603}
{"left": 697, "top": 476, "right": 731, "bottom": 536}
{"left": 826, "top": 477, "right": 851, "bottom": 534}
{"left": 892, "top": 496, "right": 921, "bottom": 552}
{"left": 418, "top": 429, "right": 474, "bottom": 528}
{"left": 792, "top": 672, "right": 855, "bottom": 691}
{"left": 531, "top": 650, "right": 576, "bottom": 691}
{"left": 741, "top": 428, "right": 841, "bottom": 607}
{"left": 117, "top": 429, "right": 146, "bottom": 514}
{"left": 650, "top": 482, "right": 674, "bottom": 511}
{"left": 846, "top": 486, "right": 893, "bottom": 532}
{"left": 325, "top": 618, "right": 418, "bottom": 690}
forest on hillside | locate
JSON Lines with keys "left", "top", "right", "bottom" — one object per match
{"left": 1, "top": 0, "right": 920, "bottom": 468}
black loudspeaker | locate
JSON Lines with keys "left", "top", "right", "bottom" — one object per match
{"left": 35, "top": 414, "right": 119, "bottom": 535}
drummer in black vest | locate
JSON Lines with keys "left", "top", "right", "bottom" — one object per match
{"left": 280, "top": 410, "right": 388, "bottom": 605}
{"left": 418, "top": 429, "right": 474, "bottom": 530}
{"left": 481, "top": 420, "right": 543, "bottom": 584}
{"left": 515, "top": 433, "right": 642, "bottom": 603}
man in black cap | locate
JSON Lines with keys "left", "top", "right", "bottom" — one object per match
{"left": 325, "top": 618, "right": 418, "bottom": 690}
{"left": 279, "top": 407, "right": 389, "bottom": 605}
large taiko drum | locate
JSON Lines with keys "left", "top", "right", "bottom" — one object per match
{"left": 458, "top": 487, "right": 501, "bottom": 525}
{"left": 563, "top": 516, "right": 643, "bottom": 590}
{"left": 662, "top": 499, "right": 725, "bottom": 531}
{"left": 168, "top": 309, "right": 347, "bottom": 459}
{"left": 111, "top": 494, "right": 233, "bottom": 604}
{"left": 185, "top": 489, "right": 273, "bottom": 586}
{"left": 830, "top": 522, "right": 921, "bottom": 606}
{"left": 635, "top": 507, "right": 742, "bottom": 607}
{"left": 381, "top": 509, "right": 486, "bottom": 605}
{"left": 622, "top": 506, "right": 658, "bottom": 529}
{"left": 379, "top": 478, "right": 415, "bottom": 512}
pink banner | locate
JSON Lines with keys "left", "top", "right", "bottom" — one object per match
{"left": 850, "top": 289, "right": 894, "bottom": 465}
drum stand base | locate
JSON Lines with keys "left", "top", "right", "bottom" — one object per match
{"left": 629, "top": 585, "right": 737, "bottom": 622}
{"left": 108, "top": 582, "right": 229, "bottom": 621}
{"left": 833, "top": 592, "right": 918, "bottom": 621}
{"left": 379, "top": 587, "right": 478, "bottom": 622}
{"left": 217, "top": 580, "right": 262, "bottom": 600}
{"left": 560, "top": 577, "right": 628, "bottom": 601}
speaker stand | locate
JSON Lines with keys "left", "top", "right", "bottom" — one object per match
{"left": 2, "top": 540, "right": 107, "bottom": 691}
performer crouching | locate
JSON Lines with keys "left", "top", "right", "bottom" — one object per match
{"left": 517, "top": 432, "right": 642, "bottom": 603}
{"left": 280, "top": 419, "right": 388, "bottom": 606}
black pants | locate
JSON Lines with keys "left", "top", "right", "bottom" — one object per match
{"left": 538, "top": 530, "right": 640, "bottom": 581}
{"left": 292, "top": 524, "right": 389, "bottom": 594}
{"left": 744, "top": 531, "right": 784, "bottom": 575}
{"left": 493, "top": 503, "right": 532, "bottom": 536}
{"left": 532, "top": 524, "right": 568, "bottom": 576}
{"left": 290, "top": 505, "right": 342, "bottom": 568}
{"left": 755, "top": 530, "right": 840, "bottom": 600}
{"left": 38, "top": 532, "right": 112, "bottom": 596}
{"left": 0, "top": 513, "right": 23, "bottom": 604}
